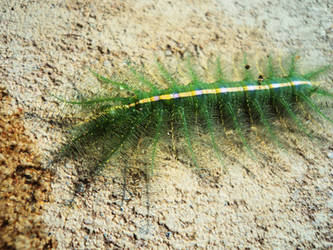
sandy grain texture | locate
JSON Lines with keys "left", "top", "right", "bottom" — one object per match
{"left": 1, "top": 0, "right": 332, "bottom": 249}
{"left": 0, "top": 87, "right": 57, "bottom": 249}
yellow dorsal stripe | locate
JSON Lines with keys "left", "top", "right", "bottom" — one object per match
{"left": 110, "top": 81, "right": 311, "bottom": 111}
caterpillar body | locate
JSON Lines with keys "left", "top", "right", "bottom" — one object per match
{"left": 57, "top": 54, "right": 332, "bottom": 184}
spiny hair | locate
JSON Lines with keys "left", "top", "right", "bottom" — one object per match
{"left": 55, "top": 53, "right": 332, "bottom": 187}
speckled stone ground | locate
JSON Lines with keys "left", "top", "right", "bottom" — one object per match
{"left": 1, "top": 0, "right": 332, "bottom": 249}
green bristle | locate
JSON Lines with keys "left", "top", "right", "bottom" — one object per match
{"left": 287, "top": 53, "right": 298, "bottom": 77}
{"left": 298, "top": 92, "right": 333, "bottom": 123}
{"left": 224, "top": 101, "right": 254, "bottom": 157}
{"left": 129, "top": 65, "right": 159, "bottom": 92}
{"left": 252, "top": 98, "right": 281, "bottom": 147}
{"left": 149, "top": 107, "right": 164, "bottom": 176}
{"left": 199, "top": 95, "right": 225, "bottom": 167}
{"left": 215, "top": 57, "right": 225, "bottom": 82}
{"left": 156, "top": 60, "right": 178, "bottom": 89}
{"left": 186, "top": 56, "right": 200, "bottom": 84}
{"left": 266, "top": 55, "right": 276, "bottom": 79}
{"left": 53, "top": 95, "right": 129, "bottom": 107}
{"left": 277, "top": 96, "right": 311, "bottom": 137}
{"left": 90, "top": 69, "right": 135, "bottom": 92}
{"left": 303, "top": 65, "right": 331, "bottom": 80}
{"left": 178, "top": 105, "right": 198, "bottom": 169}
{"left": 72, "top": 107, "right": 151, "bottom": 177}
{"left": 316, "top": 88, "right": 333, "bottom": 98}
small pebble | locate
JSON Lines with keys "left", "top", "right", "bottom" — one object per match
{"left": 166, "top": 231, "right": 172, "bottom": 238}
{"left": 103, "top": 233, "right": 112, "bottom": 243}
{"left": 165, "top": 49, "right": 172, "bottom": 56}
{"left": 75, "top": 183, "right": 85, "bottom": 193}
{"left": 84, "top": 217, "right": 93, "bottom": 225}
{"left": 328, "top": 151, "right": 333, "bottom": 159}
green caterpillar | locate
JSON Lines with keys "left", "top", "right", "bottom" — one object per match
{"left": 56, "top": 54, "right": 332, "bottom": 188}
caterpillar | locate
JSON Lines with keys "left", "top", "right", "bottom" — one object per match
{"left": 55, "top": 54, "right": 332, "bottom": 190}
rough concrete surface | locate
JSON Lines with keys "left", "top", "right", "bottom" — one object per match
{"left": 1, "top": 0, "right": 332, "bottom": 249}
